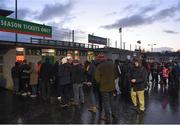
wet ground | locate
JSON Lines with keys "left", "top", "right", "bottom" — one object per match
{"left": 0, "top": 83, "right": 180, "bottom": 124}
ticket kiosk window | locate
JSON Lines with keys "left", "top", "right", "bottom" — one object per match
{"left": 41, "top": 49, "right": 55, "bottom": 64}
{"left": 16, "top": 55, "right": 25, "bottom": 62}
{"left": 16, "top": 47, "right": 25, "bottom": 62}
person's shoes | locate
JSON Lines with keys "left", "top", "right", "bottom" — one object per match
{"left": 69, "top": 101, "right": 79, "bottom": 106}
{"left": 30, "top": 95, "right": 37, "bottom": 98}
{"left": 97, "top": 106, "right": 103, "bottom": 111}
{"left": 80, "top": 101, "right": 84, "bottom": 104}
{"left": 61, "top": 104, "right": 70, "bottom": 108}
{"left": 112, "top": 114, "right": 118, "bottom": 123}
{"left": 100, "top": 116, "right": 107, "bottom": 121}
{"left": 27, "top": 91, "right": 31, "bottom": 95}
{"left": 71, "top": 102, "right": 79, "bottom": 106}
{"left": 112, "top": 114, "right": 116, "bottom": 118}
{"left": 113, "top": 93, "right": 117, "bottom": 96}
{"left": 131, "top": 105, "right": 138, "bottom": 111}
{"left": 88, "top": 107, "right": 97, "bottom": 113}
{"left": 117, "top": 91, "right": 121, "bottom": 95}
{"left": 57, "top": 96, "right": 62, "bottom": 101}
{"left": 100, "top": 116, "right": 111, "bottom": 123}
{"left": 137, "top": 109, "right": 145, "bottom": 114}
{"left": 70, "top": 98, "right": 74, "bottom": 102}
{"left": 21, "top": 92, "right": 27, "bottom": 96}
{"left": 17, "top": 92, "right": 21, "bottom": 95}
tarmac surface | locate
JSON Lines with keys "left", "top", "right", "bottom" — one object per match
{"left": 0, "top": 83, "right": 180, "bottom": 124}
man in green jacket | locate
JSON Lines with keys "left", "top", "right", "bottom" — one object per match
{"left": 95, "top": 55, "right": 118, "bottom": 123}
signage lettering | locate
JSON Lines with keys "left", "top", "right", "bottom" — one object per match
{"left": 0, "top": 16, "right": 52, "bottom": 37}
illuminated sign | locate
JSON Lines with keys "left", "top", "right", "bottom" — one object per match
{"left": 16, "top": 55, "right": 24, "bottom": 61}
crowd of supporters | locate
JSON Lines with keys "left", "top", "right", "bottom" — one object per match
{"left": 11, "top": 54, "right": 180, "bottom": 123}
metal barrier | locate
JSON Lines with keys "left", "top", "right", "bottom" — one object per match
{"left": 30, "top": 37, "right": 99, "bottom": 49}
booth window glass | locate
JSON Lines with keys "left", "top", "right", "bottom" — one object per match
{"left": 26, "top": 49, "right": 41, "bottom": 55}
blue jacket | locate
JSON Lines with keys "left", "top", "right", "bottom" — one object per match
{"left": 173, "top": 65, "right": 180, "bottom": 76}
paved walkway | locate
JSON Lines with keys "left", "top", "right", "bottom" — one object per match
{"left": 0, "top": 84, "right": 180, "bottom": 124}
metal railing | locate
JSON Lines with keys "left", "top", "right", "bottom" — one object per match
{"left": 30, "top": 37, "right": 99, "bottom": 49}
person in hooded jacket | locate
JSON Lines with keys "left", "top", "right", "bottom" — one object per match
{"left": 130, "top": 59, "right": 148, "bottom": 114}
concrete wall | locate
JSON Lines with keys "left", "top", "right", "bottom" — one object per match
{"left": 3, "top": 49, "right": 16, "bottom": 90}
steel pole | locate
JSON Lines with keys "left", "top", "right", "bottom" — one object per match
{"left": 120, "top": 32, "right": 122, "bottom": 49}
{"left": 15, "top": 0, "right": 18, "bottom": 42}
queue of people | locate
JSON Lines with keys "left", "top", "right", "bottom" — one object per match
{"left": 145, "top": 61, "right": 180, "bottom": 89}
{"left": 11, "top": 54, "right": 180, "bottom": 123}
{"left": 11, "top": 60, "right": 39, "bottom": 97}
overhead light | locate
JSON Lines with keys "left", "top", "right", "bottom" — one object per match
{"left": 74, "top": 50, "right": 79, "bottom": 54}
{"left": 48, "top": 49, "right": 55, "bottom": 53}
{"left": 42, "top": 49, "right": 55, "bottom": 53}
{"left": 16, "top": 47, "right": 24, "bottom": 52}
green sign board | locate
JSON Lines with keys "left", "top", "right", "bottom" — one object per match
{"left": 0, "top": 16, "right": 52, "bottom": 37}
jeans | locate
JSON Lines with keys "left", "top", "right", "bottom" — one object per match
{"left": 73, "top": 84, "right": 84, "bottom": 103}
{"left": 13, "top": 78, "right": 19, "bottom": 92}
{"left": 90, "top": 84, "right": 97, "bottom": 106}
{"left": 31, "top": 85, "right": 37, "bottom": 95}
{"left": 101, "top": 91, "right": 116, "bottom": 119}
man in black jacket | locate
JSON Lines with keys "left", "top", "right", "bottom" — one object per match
{"left": 39, "top": 58, "right": 53, "bottom": 101}
{"left": 19, "top": 60, "right": 30, "bottom": 96}
{"left": 130, "top": 59, "right": 148, "bottom": 114}
{"left": 72, "top": 60, "right": 84, "bottom": 105}
{"left": 58, "top": 57, "right": 73, "bottom": 107}
{"left": 11, "top": 62, "right": 20, "bottom": 94}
